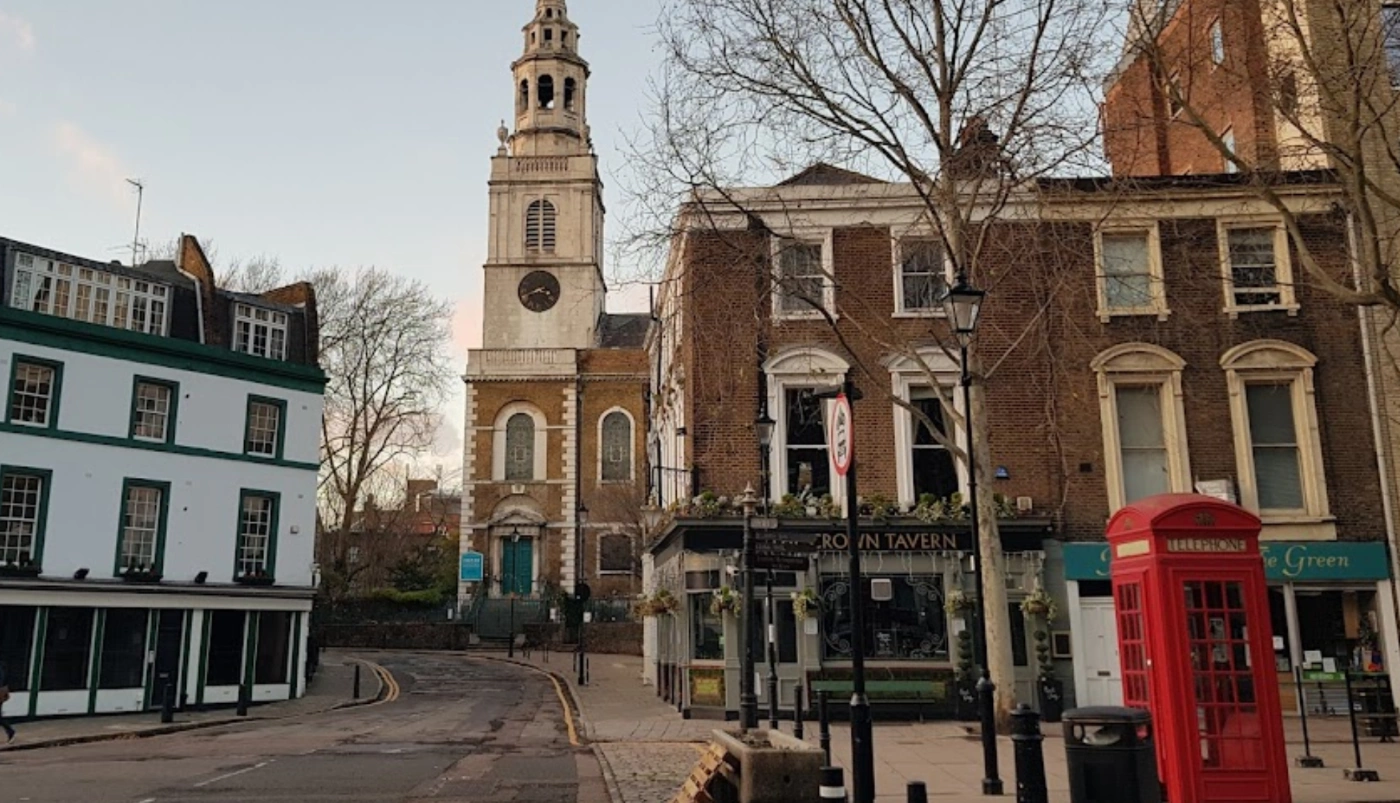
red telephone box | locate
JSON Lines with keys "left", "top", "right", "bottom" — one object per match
{"left": 1106, "top": 494, "right": 1291, "bottom": 803}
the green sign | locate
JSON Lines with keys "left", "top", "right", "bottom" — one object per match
{"left": 1062, "top": 541, "right": 1390, "bottom": 582}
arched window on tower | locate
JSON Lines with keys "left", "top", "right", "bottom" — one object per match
{"left": 518, "top": 79, "right": 529, "bottom": 113}
{"left": 564, "top": 78, "right": 577, "bottom": 111}
{"left": 525, "top": 200, "right": 557, "bottom": 252}
{"left": 538, "top": 75, "right": 555, "bottom": 110}
{"left": 601, "top": 411, "right": 633, "bottom": 482}
{"left": 505, "top": 413, "right": 535, "bottom": 481}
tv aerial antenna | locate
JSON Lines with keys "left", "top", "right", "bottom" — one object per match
{"left": 126, "top": 178, "right": 144, "bottom": 266}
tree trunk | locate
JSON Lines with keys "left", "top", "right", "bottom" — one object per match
{"left": 970, "top": 368, "right": 1017, "bottom": 725}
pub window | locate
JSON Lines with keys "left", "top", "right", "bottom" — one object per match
{"left": 40, "top": 607, "right": 93, "bottom": 691}
{"left": 820, "top": 575, "right": 948, "bottom": 660}
{"left": 1008, "top": 603, "right": 1029, "bottom": 667}
{"left": 205, "top": 610, "right": 246, "bottom": 687}
{"left": 785, "top": 388, "right": 830, "bottom": 498}
{"left": 255, "top": 611, "right": 292, "bottom": 685}
{"left": 691, "top": 594, "right": 723, "bottom": 660}
{"left": 0, "top": 605, "right": 36, "bottom": 692}
{"left": 749, "top": 598, "right": 798, "bottom": 665}
{"left": 98, "top": 608, "right": 149, "bottom": 689}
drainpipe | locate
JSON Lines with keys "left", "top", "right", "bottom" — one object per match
{"left": 1349, "top": 210, "right": 1400, "bottom": 678}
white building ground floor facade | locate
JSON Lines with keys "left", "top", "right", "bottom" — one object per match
{"left": 1061, "top": 540, "right": 1399, "bottom": 712}
{"left": 0, "top": 582, "right": 312, "bottom": 718}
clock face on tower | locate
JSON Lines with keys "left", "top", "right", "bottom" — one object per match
{"left": 517, "top": 270, "right": 561, "bottom": 312}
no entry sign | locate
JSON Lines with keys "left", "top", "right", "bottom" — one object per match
{"left": 830, "top": 392, "right": 853, "bottom": 476}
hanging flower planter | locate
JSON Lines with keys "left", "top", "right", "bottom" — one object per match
{"left": 791, "top": 588, "right": 820, "bottom": 620}
{"left": 1020, "top": 588, "right": 1058, "bottom": 621}
{"left": 711, "top": 586, "right": 740, "bottom": 616}
{"left": 944, "top": 589, "right": 976, "bottom": 616}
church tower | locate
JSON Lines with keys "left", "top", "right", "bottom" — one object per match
{"left": 483, "top": 0, "right": 606, "bottom": 350}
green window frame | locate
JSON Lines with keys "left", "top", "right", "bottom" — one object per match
{"left": 128, "top": 376, "right": 179, "bottom": 445}
{"left": 234, "top": 489, "right": 280, "bottom": 583}
{"left": 0, "top": 464, "right": 52, "bottom": 570}
{"left": 5, "top": 354, "right": 63, "bottom": 430}
{"left": 243, "top": 395, "right": 287, "bottom": 460}
{"left": 113, "top": 478, "right": 171, "bottom": 579}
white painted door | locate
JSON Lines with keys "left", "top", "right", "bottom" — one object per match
{"left": 1080, "top": 599, "right": 1123, "bottom": 707}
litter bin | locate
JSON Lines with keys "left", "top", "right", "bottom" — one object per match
{"left": 1063, "top": 707, "right": 1161, "bottom": 803}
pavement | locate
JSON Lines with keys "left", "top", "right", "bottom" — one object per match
{"left": 0, "top": 650, "right": 385, "bottom": 752}
{"left": 498, "top": 649, "right": 1400, "bottom": 803}
{"left": 0, "top": 650, "right": 608, "bottom": 803}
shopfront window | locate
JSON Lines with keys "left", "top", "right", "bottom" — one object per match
{"left": 98, "top": 608, "right": 148, "bottom": 689}
{"left": 748, "top": 598, "right": 799, "bottom": 665}
{"left": 0, "top": 605, "right": 36, "bottom": 692}
{"left": 1295, "top": 588, "right": 1380, "bottom": 672}
{"left": 691, "top": 594, "right": 723, "bottom": 660}
{"left": 820, "top": 575, "right": 948, "bottom": 660}
{"left": 41, "top": 607, "right": 94, "bottom": 691}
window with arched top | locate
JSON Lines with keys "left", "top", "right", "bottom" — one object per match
{"left": 505, "top": 413, "right": 535, "bottom": 481}
{"left": 1091, "top": 343, "right": 1192, "bottom": 512}
{"left": 1220, "top": 340, "right": 1330, "bottom": 529}
{"left": 564, "top": 77, "right": 577, "bottom": 111}
{"left": 538, "top": 74, "right": 555, "bottom": 109}
{"left": 601, "top": 410, "right": 633, "bottom": 482}
{"left": 525, "top": 200, "right": 557, "bottom": 252}
{"left": 518, "top": 79, "right": 529, "bottom": 112}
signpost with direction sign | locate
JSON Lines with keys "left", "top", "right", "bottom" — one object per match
{"left": 459, "top": 551, "right": 484, "bottom": 583}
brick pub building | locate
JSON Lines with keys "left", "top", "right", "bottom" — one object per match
{"left": 642, "top": 164, "right": 1397, "bottom": 718}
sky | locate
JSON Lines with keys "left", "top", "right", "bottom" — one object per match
{"left": 0, "top": 1, "right": 665, "bottom": 471}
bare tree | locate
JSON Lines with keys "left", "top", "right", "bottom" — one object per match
{"left": 316, "top": 268, "right": 456, "bottom": 559}
{"left": 626, "top": 0, "right": 1116, "bottom": 718}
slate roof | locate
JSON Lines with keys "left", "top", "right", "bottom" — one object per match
{"left": 777, "top": 162, "right": 887, "bottom": 187}
{"left": 597, "top": 313, "right": 650, "bottom": 348}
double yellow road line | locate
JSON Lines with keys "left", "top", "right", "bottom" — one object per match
{"left": 355, "top": 659, "right": 401, "bottom": 706}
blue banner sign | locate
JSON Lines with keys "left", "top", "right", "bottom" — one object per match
{"left": 1063, "top": 541, "right": 1389, "bottom": 582}
{"left": 459, "top": 551, "right": 485, "bottom": 583}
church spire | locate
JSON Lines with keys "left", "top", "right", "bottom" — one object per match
{"left": 509, "top": 0, "right": 590, "bottom": 156}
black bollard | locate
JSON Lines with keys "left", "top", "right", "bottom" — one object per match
{"left": 977, "top": 673, "right": 1004, "bottom": 795}
{"left": 1343, "top": 671, "right": 1381, "bottom": 781}
{"left": 1294, "top": 666, "right": 1324, "bottom": 768}
{"left": 818, "top": 690, "right": 832, "bottom": 765}
{"left": 820, "top": 765, "right": 847, "bottom": 802}
{"left": 236, "top": 683, "right": 249, "bottom": 717}
{"left": 907, "top": 781, "right": 928, "bottom": 803}
{"left": 353, "top": 663, "right": 362, "bottom": 699}
{"left": 1010, "top": 704, "right": 1047, "bottom": 803}
{"left": 794, "top": 685, "right": 805, "bottom": 740}
{"left": 160, "top": 682, "right": 174, "bottom": 724}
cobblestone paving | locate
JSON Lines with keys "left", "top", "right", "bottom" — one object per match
{"left": 595, "top": 741, "right": 706, "bottom": 803}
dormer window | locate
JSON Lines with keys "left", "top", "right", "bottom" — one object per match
{"left": 9, "top": 253, "right": 167, "bottom": 335}
{"left": 234, "top": 303, "right": 288, "bottom": 361}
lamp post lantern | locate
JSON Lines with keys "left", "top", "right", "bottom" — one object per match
{"left": 577, "top": 503, "right": 590, "bottom": 686}
{"left": 739, "top": 483, "right": 760, "bottom": 732}
{"left": 942, "top": 273, "right": 1002, "bottom": 796}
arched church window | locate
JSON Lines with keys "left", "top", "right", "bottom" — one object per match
{"left": 538, "top": 74, "right": 555, "bottom": 110}
{"left": 505, "top": 413, "right": 535, "bottom": 481}
{"left": 601, "top": 411, "right": 632, "bottom": 481}
{"left": 518, "top": 79, "right": 529, "bottom": 113}
{"left": 525, "top": 200, "right": 557, "bottom": 252}
{"left": 564, "top": 78, "right": 577, "bottom": 111}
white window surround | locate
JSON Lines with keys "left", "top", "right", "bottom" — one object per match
{"left": 887, "top": 350, "right": 965, "bottom": 509}
{"left": 1091, "top": 343, "right": 1193, "bottom": 513}
{"left": 597, "top": 406, "right": 636, "bottom": 484}
{"left": 1093, "top": 222, "right": 1170, "bottom": 323}
{"left": 492, "top": 402, "right": 549, "bottom": 482}
{"left": 1210, "top": 19, "right": 1225, "bottom": 67}
{"left": 1217, "top": 218, "right": 1299, "bottom": 317}
{"left": 762, "top": 345, "right": 849, "bottom": 507}
{"left": 771, "top": 231, "right": 836, "bottom": 321}
{"left": 1220, "top": 340, "right": 1334, "bottom": 537}
{"left": 1221, "top": 128, "right": 1238, "bottom": 173}
{"left": 891, "top": 236, "right": 951, "bottom": 318}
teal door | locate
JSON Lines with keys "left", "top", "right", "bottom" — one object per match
{"left": 501, "top": 538, "right": 534, "bottom": 596}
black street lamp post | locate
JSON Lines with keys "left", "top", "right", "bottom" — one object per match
{"left": 507, "top": 527, "right": 520, "bottom": 659}
{"left": 755, "top": 408, "right": 778, "bottom": 731}
{"left": 739, "top": 484, "right": 760, "bottom": 731}
{"left": 577, "top": 503, "right": 590, "bottom": 686}
{"left": 942, "top": 273, "right": 1002, "bottom": 796}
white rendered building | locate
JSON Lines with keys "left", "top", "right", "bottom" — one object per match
{"left": 0, "top": 234, "right": 325, "bottom": 717}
